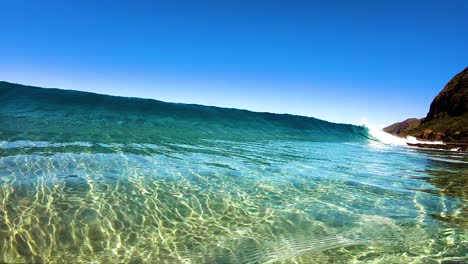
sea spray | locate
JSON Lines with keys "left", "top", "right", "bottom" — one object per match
{"left": 363, "top": 121, "right": 444, "bottom": 147}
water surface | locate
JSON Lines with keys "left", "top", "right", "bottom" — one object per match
{"left": 0, "top": 82, "right": 466, "bottom": 263}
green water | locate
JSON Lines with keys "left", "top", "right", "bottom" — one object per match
{"left": 0, "top": 82, "right": 467, "bottom": 263}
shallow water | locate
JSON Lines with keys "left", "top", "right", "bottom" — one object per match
{"left": 0, "top": 83, "right": 467, "bottom": 263}
{"left": 0, "top": 139, "right": 467, "bottom": 263}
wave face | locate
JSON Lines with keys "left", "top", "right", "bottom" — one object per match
{"left": 0, "top": 82, "right": 369, "bottom": 144}
{"left": 0, "top": 82, "right": 467, "bottom": 263}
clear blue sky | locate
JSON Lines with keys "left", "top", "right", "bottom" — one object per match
{"left": 1, "top": 0, "right": 467, "bottom": 126}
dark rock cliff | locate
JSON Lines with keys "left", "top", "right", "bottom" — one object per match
{"left": 384, "top": 67, "right": 468, "bottom": 143}
{"left": 427, "top": 67, "right": 468, "bottom": 120}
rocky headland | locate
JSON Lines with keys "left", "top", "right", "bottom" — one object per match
{"left": 384, "top": 67, "right": 468, "bottom": 151}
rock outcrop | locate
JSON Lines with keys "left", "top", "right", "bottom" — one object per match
{"left": 384, "top": 67, "right": 468, "bottom": 143}
{"left": 383, "top": 118, "right": 422, "bottom": 136}
{"left": 427, "top": 67, "right": 468, "bottom": 120}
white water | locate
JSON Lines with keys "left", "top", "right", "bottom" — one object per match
{"left": 361, "top": 120, "right": 444, "bottom": 147}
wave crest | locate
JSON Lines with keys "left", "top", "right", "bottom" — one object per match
{"left": 0, "top": 82, "right": 370, "bottom": 144}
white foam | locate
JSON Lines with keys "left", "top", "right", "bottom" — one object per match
{"left": 405, "top": 136, "right": 444, "bottom": 145}
{"left": 368, "top": 126, "right": 407, "bottom": 146}
{"left": 360, "top": 119, "right": 406, "bottom": 146}
{"left": 360, "top": 119, "right": 444, "bottom": 147}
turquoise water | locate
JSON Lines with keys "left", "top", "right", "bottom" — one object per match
{"left": 0, "top": 82, "right": 467, "bottom": 263}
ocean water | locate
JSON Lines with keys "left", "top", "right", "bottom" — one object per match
{"left": 0, "top": 82, "right": 467, "bottom": 263}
